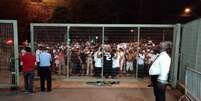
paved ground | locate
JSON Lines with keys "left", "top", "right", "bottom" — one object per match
{"left": 0, "top": 88, "right": 181, "bottom": 101}
{"left": 0, "top": 77, "right": 182, "bottom": 101}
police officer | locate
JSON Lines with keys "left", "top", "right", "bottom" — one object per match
{"left": 38, "top": 47, "right": 52, "bottom": 92}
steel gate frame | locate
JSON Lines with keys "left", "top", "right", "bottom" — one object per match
{"left": 30, "top": 23, "right": 180, "bottom": 87}
{"left": 179, "top": 18, "right": 201, "bottom": 101}
{"left": 0, "top": 20, "right": 19, "bottom": 88}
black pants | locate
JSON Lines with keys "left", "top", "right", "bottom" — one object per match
{"left": 138, "top": 64, "right": 144, "bottom": 77}
{"left": 39, "top": 67, "right": 52, "bottom": 92}
{"left": 23, "top": 72, "right": 34, "bottom": 92}
{"left": 94, "top": 67, "right": 102, "bottom": 77}
{"left": 144, "top": 64, "right": 151, "bottom": 77}
{"left": 151, "top": 75, "right": 167, "bottom": 101}
{"left": 103, "top": 66, "right": 112, "bottom": 77}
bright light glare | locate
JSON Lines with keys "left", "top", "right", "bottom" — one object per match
{"left": 130, "top": 29, "right": 134, "bottom": 33}
{"left": 6, "top": 39, "right": 13, "bottom": 45}
{"left": 184, "top": 8, "right": 191, "bottom": 13}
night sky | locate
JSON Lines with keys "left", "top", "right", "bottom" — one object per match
{"left": 0, "top": 0, "right": 200, "bottom": 41}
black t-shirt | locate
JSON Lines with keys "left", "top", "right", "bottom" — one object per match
{"left": 103, "top": 52, "right": 113, "bottom": 69}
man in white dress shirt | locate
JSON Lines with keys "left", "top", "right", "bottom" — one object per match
{"left": 149, "top": 41, "right": 171, "bottom": 101}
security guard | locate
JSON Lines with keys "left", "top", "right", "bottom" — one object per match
{"left": 149, "top": 41, "right": 171, "bottom": 101}
{"left": 38, "top": 47, "right": 52, "bottom": 92}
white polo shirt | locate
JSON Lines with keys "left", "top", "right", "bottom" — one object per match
{"left": 149, "top": 51, "right": 171, "bottom": 83}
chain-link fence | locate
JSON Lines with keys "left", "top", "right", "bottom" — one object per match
{"left": 31, "top": 24, "right": 177, "bottom": 83}
{"left": 0, "top": 20, "right": 19, "bottom": 88}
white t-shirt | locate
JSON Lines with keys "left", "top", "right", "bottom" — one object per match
{"left": 94, "top": 51, "right": 102, "bottom": 68}
{"left": 137, "top": 53, "right": 145, "bottom": 65}
{"left": 112, "top": 53, "right": 120, "bottom": 68}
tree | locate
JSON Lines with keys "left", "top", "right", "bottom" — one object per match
{"left": 49, "top": 6, "right": 72, "bottom": 23}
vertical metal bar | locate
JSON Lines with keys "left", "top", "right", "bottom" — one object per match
{"left": 171, "top": 24, "right": 181, "bottom": 87}
{"left": 136, "top": 27, "right": 140, "bottom": 78}
{"left": 192, "top": 71, "right": 194, "bottom": 100}
{"left": 66, "top": 26, "right": 70, "bottom": 78}
{"left": 13, "top": 20, "right": 19, "bottom": 87}
{"left": 195, "top": 20, "right": 201, "bottom": 71}
{"left": 132, "top": 27, "right": 136, "bottom": 78}
{"left": 195, "top": 72, "right": 196, "bottom": 99}
{"left": 199, "top": 73, "right": 201, "bottom": 100}
{"left": 192, "top": 71, "right": 194, "bottom": 97}
{"left": 101, "top": 26, "right": 104, "bottom": 80}
{"left": 196, "top": 73, "right": 198, "bottom": 99}
{"left": 185, "top": 70, "right": 188, "bottom": 97}
{"left": 198, "top": 73, "right": 199, "bottom": 99}
{"left": 191, "top": 70, "right": 193, "bottom": 97}
{"left": 30, "top": 24, "right": 34, "bottom": 52}
{"left": 194, "top": 73, "right": 198, "bottom": 97}
{"left": 179, "top": 53, "right": 183, "bottom": 82}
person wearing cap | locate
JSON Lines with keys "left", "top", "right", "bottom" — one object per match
{"left": 149, "top": 41, "right": 171, "bottom": 101}
{"left": 38, "top": 47, "right": 52, "bottom": 92}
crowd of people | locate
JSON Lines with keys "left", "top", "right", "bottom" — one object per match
{"left": 20, "top": 39, "right": 172, "bottom": 101}
{"left": 29, "top": 39, "right": 163, "bottom": 78}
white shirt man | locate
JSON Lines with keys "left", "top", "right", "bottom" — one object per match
{"left": 149, "top": 41, "right": 172, "bottom": 101}
{"left": 149, "top": 51, "right": 171, "bottom": 83}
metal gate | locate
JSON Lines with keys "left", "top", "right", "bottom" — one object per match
{"left": 179, "top": 18, "right": 201, "bottom": 101}
{"left": 0, "top": 20, "right": 19, "bottom": 88}
{"left": 30, "top": 23, "right": 179, "bottom": 85}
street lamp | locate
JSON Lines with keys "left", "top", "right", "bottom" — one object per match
{"left": 184, "top": 8, "right": 191, "bottom": 13}
{"left": 180, "top": 7, "right": 193, "bottom": 17}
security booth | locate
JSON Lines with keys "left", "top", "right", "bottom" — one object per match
{"left": 30, "top": 23, "right": 180, "bottom": 86}
{"left": 0, "top": 20, "right": 19, "bottom": 88}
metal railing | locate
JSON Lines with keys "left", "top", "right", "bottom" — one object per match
{"left": 186, "top": 68, "right": 201, "bottom": 101}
